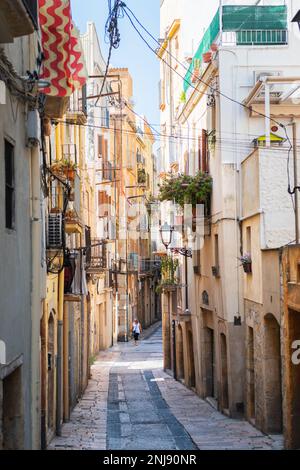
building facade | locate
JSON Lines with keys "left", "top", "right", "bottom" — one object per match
{"left": 159, "top": 0, "right": 300, "bottom": 445}
{"left": 0, "top": 0, "right": 42, "bottom": 450}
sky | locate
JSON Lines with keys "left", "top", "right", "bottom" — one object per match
{"left": 70, "top": 0, "right": 160, "bottom": 132}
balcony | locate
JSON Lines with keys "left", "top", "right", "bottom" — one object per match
{"left": 222, "top": 30, "right": 288, "bottom": 47}
{"left": 50, "top": 145, "right": 78, "bottom": 183}
{"left": 86, "top": 238, "right": 107, "bottom": 275}
{"left": 64, "top": 209, "right": 82, "bottom": 235}
{"left": 102, "top": 161, "right": 114, "bottom": 182}
{"left": 66, "top": 85, "right": 87, "bottom": 125}
{"left": 64, "top": 251, "right": 83, "bottom": 301}
{"left": 128, "top": 253, "right": 139, "bottom": 273}
{"left": 139, "top": 258, "right": 161, "bottom": 277}
{"left": 64, "top": 174, "right": 82, "bottom": 234}
{"left": 183, "top": 5, "right": 288, "bottom": 94}
{"left": 0, "top": 0, "right": 37, "bottom": 43}
{"left": 44, "top": 96, "right": 70, "bottom": 120}
{"left": 48, "top": 182, "right": 67, "bottom": 213}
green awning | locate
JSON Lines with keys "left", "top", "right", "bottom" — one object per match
{"left": 183, "top": 9, "right": 220, "bottom": 92}
{"left": 222, "top": 5, "right": 287, "bottom": 32}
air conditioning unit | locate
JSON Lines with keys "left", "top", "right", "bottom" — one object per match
{"left": 254, "top": 71, "right": 282, "bottom": 83}
{"left": 27, "top": 109, "right": 41, "bottom": 147}
{"left": 47, "top": 213, "right": 63, "bottom": 249}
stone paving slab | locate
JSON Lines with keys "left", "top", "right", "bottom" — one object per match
{"left": 48, "top": 325, "right": 284, "bottom": 451}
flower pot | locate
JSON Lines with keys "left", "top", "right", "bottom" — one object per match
{"left": 203, "top": 52, "right": 212, "bottom": 63}
{"left": 191, "top": 68, "right": 200, "bottom": 83}
{"left": 65, "top": 168, "right": 76, "bottom": 181}
{"left": 243, "top": 262, "right": 252, "bottom": 274}
{"left": 211, "top": 43, "right": 218, "bottom": 52}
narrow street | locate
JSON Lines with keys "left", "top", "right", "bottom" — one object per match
{"left": 49, "top": 325, "right": 284, "bottom": 451}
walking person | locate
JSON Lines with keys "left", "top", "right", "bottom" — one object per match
{"left": 132, "top": 318, "right": 142, "bottom": 346}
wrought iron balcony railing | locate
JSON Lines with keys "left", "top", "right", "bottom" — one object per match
{"left": 86, "top": 238, "right": 107, "bottom": 274}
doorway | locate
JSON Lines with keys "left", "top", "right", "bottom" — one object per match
{"left": 287, "top": 309, "right": 300, "bottom": 448}
{"left": 203, "top": 327, "right": 217, "bottom": 399}
{"left": 247, "top": 326, "right": 255, "bottom": 421}
{"left": 2, "top": 366, "right": 24, "bottom": 449}
{"left": 176, "top": 324, "right": 184, "bottom": 380}
{"left": 187, "top": 329, "right": 196, "bottom": 388}
{"left": 47, "top": 312, "right": 55, "bottom": 433}
{"left": 264, "top": 314, "right": 282, "bottom": 433}
{"left": 220, "top": 333, "right": 229, "bottom": 410}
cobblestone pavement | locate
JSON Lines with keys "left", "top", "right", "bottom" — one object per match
{"left": 49, "top": 324, "right": 284, "bottom": 450}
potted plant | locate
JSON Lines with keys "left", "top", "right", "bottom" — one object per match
{"left": 50, "top": 159, "right": 77, "bottom": 181}
{"left": 239, "top": 253, "right": 252, "bottom": 274}
{"left": 191, "top": 67, "right": 200, "bottom": 83}
{"left": 65, "top": 208, "right": 77, "bottom": 221}
{"left": 203, "top": 51, "right": 212, "bottom": 63}
{"left": 191, "top": 58, "right": 201, "bottom": 83}
{"left": 62, "top": 159, "right": 77, "bottom": 181}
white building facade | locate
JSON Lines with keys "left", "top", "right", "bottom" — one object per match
{"left": 159, "top": 0, "right": 300, "bottom": 430}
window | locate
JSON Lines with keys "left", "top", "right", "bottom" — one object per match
{"left": 201, "top": 129, "right": 209, "bottom": 173}
{"left": 4, "top": 139, "right": 15, "bottom": 229}
{"left": 246, "top": 226, "right": 252, "bottom": 255}
{"left": 214, "top": 234, "right": 219, "bottom": 268}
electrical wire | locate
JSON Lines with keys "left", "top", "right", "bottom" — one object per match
{"left": 122, "top": 4, "right": 297, "bottom": 195}
{"left": 122, "top": 4, "right": 285, "bottom": 129}
{"left": 96, "top": 0, "right": 124, "bottom": 106}
{"left": 55, "top": 119, "right": 300, "bottom": 156}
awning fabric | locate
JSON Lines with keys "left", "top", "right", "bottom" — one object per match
{"left": 38, "top": 0, "right": 87, "bottom": 97}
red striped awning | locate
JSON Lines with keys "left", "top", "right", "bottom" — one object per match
{"left": 38, "top": 0, "right": 87, "bottom": 97}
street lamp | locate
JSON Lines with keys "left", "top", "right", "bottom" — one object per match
{"left": 292, "top": 10, "right": 300, "bottom": 31}
{"left": 159, "top": 222, "right": 174, "bottom": 250}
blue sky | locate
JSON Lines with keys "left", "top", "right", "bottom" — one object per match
{"left": 71, "top": 0, "right": 160, "bottom": 130}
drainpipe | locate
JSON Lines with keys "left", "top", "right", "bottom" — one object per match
{"left": 172, "top": 319, "right": 177, "bottom": 380}
{"left": 56, "top": 268, "right": 64, "bottom": 436}
{"left": 265, "top": 81, "right": 271, "bottom": 148}
{"left": 30, "top": 132, "right": 42, "bottom": 449}
{"left": 63, "top": 297, "right": 69, "bottom": 421}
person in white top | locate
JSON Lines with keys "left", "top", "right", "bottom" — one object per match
{"left": 132, "top": 319, "right": 142, "bottom": 345}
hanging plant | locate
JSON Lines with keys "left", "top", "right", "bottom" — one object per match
{"left": 238, "top": 253, "right": 252, "bottom": 274}
{"left": 158, "top": 171, "right": 212, "bottom": 208}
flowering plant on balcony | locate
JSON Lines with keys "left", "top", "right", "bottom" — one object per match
{"left": 51, "top": 159, "right": 77, "bottom": 181}
{"left": 158, "top": 171, "right": 212, "bottom": 208}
